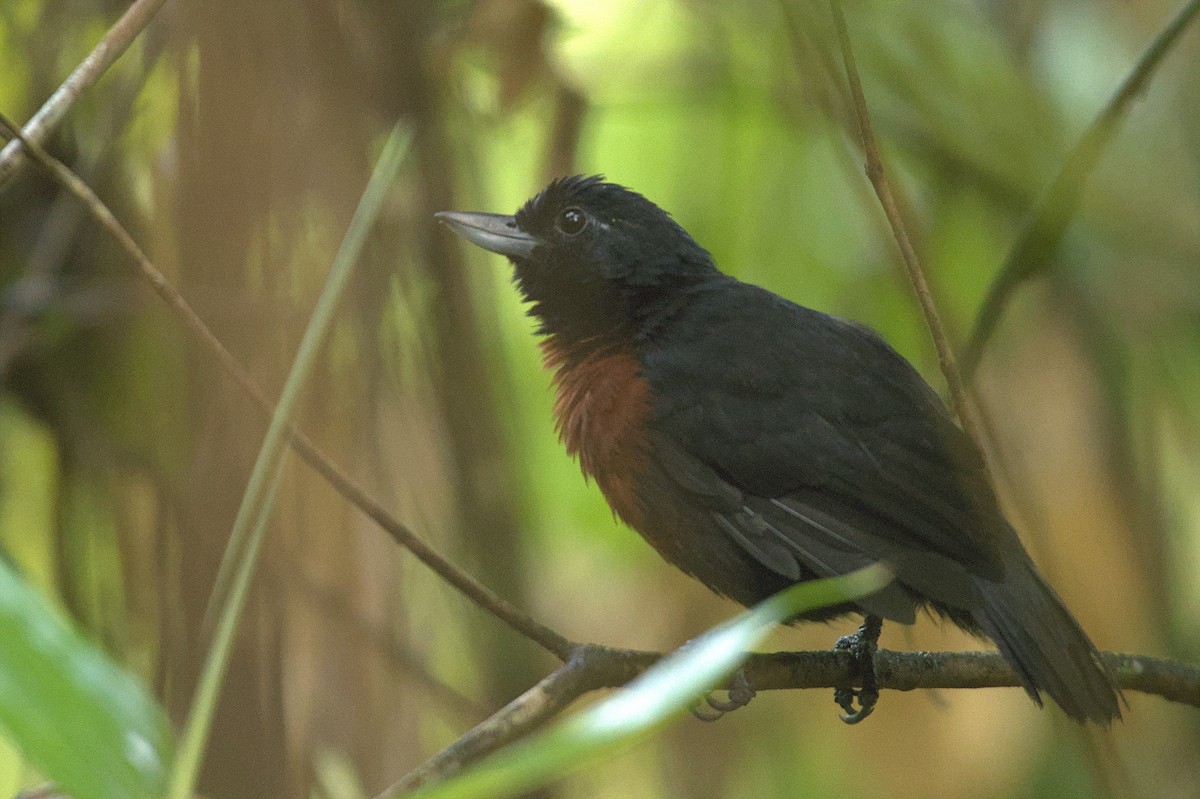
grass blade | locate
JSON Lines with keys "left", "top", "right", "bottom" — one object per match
{"left": 164, "top": 124, "right": 412, "bottom": 799}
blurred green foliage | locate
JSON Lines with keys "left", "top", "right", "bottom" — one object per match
{"left": 0, "top": 1, "right": 1197, "bottom": 798}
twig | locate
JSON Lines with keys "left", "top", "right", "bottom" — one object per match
{"left": 827, "top": 0, "right": 980, "bottom": 445}
{"left": 379, "top": 644, "right": 1199, "bottom": 797}
{"left": 381, "top": 646, "right": 634, "bottom": 795}
{"left": 962, "top": 0, "right": 1200, "bottom": 378}
{"left": 0, "top": 113, "right": 574, "bottom": 662}
{"left": 0, "top": 0, "right": 170, "bottom": 188}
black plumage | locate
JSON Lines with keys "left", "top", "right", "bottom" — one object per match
{"left": 436, "top": 175, "right": 1122, "bottom": 724}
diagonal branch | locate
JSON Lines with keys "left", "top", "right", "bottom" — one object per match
{"left": 0, "top": 0, "right": 170, "bottom": 189}
{"left": 962, "top": 0, "right": 1200, "bottom": 378}
{"left": 383, "top": 646, "right": 627, "bottom": 795}
{"left": 0, "top": 113, "right": 574, "bottom": 662}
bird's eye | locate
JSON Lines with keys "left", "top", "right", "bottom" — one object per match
{"left": 556, "top": 207, "right": 587, "bottom": 236}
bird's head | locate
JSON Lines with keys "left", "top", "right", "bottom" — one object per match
{"left": 436, "top": 175, "right": 718, "bottom": 345}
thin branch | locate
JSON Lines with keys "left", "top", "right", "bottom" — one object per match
{"left": 962, "top": 0, "right": 1200, "bottom": 378}
{"left": 379, "top": 644, "right": 1199, "bottom": 797}
{"left": 827, "top": 0, "right": 981, "bottom": 446}
{"left": 383, "top": 647, "right": 628, "bottom": 795}
{"left": 0, "top": 113, "right": 574, "bottom": 662}
{"left": 0, "top": 0, "right": 170, "bottom": 188}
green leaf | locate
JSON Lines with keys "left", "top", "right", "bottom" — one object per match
{"left": 399, "top": 564, "right": 893, "bottom": 799}
{"left": 0, "top": 559, "right": 172, "bottom": 799}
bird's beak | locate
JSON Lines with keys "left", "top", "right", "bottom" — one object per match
{"left": 435, "top": 211, "right": 538, "bottom": 260}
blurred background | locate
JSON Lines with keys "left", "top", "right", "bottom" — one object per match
{"left": 1, "top": 0, "right": 1198, "bottom": 797}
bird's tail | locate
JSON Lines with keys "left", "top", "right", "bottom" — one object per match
{"left": 972, "top": 556, "right": 1122, "bottom": 724}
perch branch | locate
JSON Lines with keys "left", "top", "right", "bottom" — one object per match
{"left": 379, "top": 643, "right": 1195, "bottom": 791}
{"left": 379, "top": 645, "right": 1198, "bottom": 797}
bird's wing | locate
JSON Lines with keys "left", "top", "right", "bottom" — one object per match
{"left": 649, "top": 431, "right": 974, "bottom": 622}
{"left": 642, "top": 282, "right": 1007, "bottom": 596}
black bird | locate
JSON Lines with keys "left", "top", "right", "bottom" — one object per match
{"left": 436, "top": 175, "right": 1122, "bottom": 724}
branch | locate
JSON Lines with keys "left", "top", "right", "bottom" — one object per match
{"left": 0, "top": 0, "right": 170, "bottom": 189}
{"left": 827, "top": 1, "right": 980, "bottom": 446}
{"left": 0, "top": 113, "right": 574, "bottom": 662}
{"left": 382, "top": 647, "right": 628, "bottom": 795}
{"left": 961, "top": 0, "right": 1200, "bottom": 378}
{"left": 381, "top": 644, "right": 1199, "bottom": 797}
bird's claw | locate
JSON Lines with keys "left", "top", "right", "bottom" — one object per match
{"left": 834, "top": 682, "right": 878, "bottom": 724}
{"left": 690, "top": 669, "right": 757, "bottom": 722}
{"left": 833, "top": 614, "right": 882, "bottom": 724}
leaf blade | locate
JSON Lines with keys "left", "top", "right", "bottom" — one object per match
{"left": 0, "top": 559, "right": 172, "bottom": 799}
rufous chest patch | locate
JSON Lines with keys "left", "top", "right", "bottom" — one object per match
{"left": 541, "top": 339, "right": 651, "bottom": 529}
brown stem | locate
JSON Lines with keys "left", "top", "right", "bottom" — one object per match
{"left": 827, "top": 0, "right": 981, "bottom": 448}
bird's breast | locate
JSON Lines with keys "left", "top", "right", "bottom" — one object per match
{"left": 541, "top": 339, "right": 652, "bottom": 529}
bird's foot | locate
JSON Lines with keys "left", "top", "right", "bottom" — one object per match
{"left": 690, "top": 668, "right": 757, "bottom": 722}
{"left": 833, "top": 614, "right": 883, "bottom": 724}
